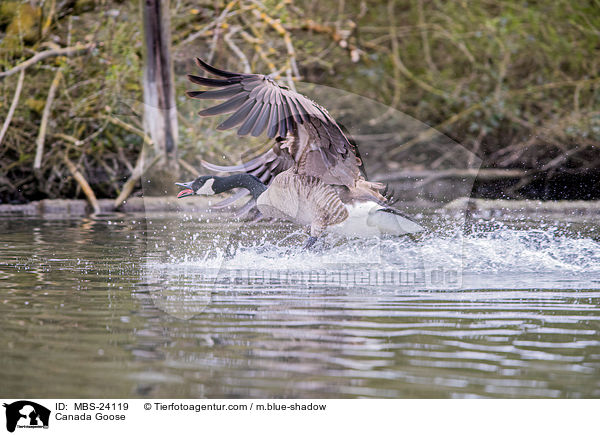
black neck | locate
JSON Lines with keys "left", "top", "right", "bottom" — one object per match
{"left": 212, "top": 174, "right": 267, "bottom": 199}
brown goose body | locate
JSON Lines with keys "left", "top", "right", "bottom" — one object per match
{"left": 256, "top": 169, "right": 349, "bottom": 237}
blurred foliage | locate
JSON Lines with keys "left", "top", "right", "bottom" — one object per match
{"left": 0, "top": 0, "right": 599, "bottom": 203}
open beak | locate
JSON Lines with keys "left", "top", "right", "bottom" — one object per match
{"left": 175, "top": 182, "right": 194, "bottom": 198}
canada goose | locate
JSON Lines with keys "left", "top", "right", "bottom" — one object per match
{"left": 176, "top": 58, "right": 423, "bottom": 248}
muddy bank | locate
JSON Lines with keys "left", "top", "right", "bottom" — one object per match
{"left": 0, "top": 197, "right": 217, "bottom": 218}
{"left": 445, "top": 198, "right": 600, "bottom": 221}
{"left": 378, "top": 169, "right": 600, "bottom": 202}
{"left": 1, "top": 195, "right": 600, "bottom": 220}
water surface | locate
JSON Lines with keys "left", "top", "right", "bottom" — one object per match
{"left": 1, "top": 211, "right": 599, "bottom": 398}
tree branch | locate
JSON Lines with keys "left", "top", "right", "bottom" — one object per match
{"left": 0, "top": 43, "right": 94, "bottom": 79}
{"left": 63, "top": 154, "right": 101, "bottom": 214}
{"left": 387, "top": 0, "right": 448, "bottom": 99}
{"left": 387, "top": 103, "right": 481, "bottom": 157}
{"left": 114, "top": 151, "right": 161, "bottom": 208}
{"left": 0, "top": 69, "right": 25, "bottom": 147}
{"left": 34, "top": 69, "right": 63, "bottom": 170}
{"left": 100, "top": 114, "right": 153, "bottom": 145}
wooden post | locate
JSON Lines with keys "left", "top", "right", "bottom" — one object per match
{"left": 141, "top": 0, "right": 178, "bottom": 194}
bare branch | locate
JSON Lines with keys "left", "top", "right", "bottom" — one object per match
{"left": 373, "top": 168, "right": 526, "bottom": 183}
{"left": 207, "top": 1, "right": 240, "bottom": 63}
{"left": 0, "top": 43, "right": 94, "bottom": 79}
{"left": 0, "top": 70, "right": 25, "bottom": 147}
{"left": 387, "top": 0, "right": 448, "bottom": 99}
{"left": 224, "top": 26, "right": 251, "bottom": 73}
{"left": 417, "top": 0, "right": 437, "bottom": 74}
{"left": 114, "top": 151, "right": 161, "bottom": 209}
{"left": 178, "top": 158, "right": 200, "bottom": 177}
{"left": 63, "top": 154, "right": 101, "bottom": 214}
{"left": 100, "top": 115, "right": 153, "bottom": 145}
{"left": 34, "top": 69, "right": 63, "bottom": 170}
{"left": 253, "top": 8, "right": 300, "bottom": 81}
{"left": 387, "top": 103, "right": 482, "bottom": 157}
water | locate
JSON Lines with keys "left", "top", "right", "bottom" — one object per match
{"left": 1, "top": 211, "right": 599, "bottom": 398}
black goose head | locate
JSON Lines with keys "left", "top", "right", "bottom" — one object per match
{"left": 175, "top": 175, "right": 217, "bottom": 198}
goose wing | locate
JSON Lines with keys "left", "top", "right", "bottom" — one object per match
{"left": 187, "top": 57, "right": 362, "bottom": 187}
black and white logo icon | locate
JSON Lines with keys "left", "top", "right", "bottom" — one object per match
{"left": 3, "top": 401, "right": 50, "bottom": 433}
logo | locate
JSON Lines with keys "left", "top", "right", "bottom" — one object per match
{"left": 3, "top": 401, "right": 50, "bottom": 433}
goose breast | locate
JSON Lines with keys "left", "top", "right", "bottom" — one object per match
{"left": 256, "top": 170, "right": 348, "bottom": 228}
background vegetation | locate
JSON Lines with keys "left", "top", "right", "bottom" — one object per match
{"left": 0, "top": 0, "right": 599, "bottom": 204}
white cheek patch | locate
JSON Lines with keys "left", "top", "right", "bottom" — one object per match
{"left": 196, "top": 178, "right": 215, "bottom": 195}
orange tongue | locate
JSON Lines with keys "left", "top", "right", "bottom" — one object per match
{"left": 177, "top": 188, "right": 193, "bottom": 198}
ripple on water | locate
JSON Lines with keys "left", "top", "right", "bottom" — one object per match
{"left": 1, "top": 216, "right": 599, "bottom": 398}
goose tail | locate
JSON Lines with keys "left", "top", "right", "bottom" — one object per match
{"left": 368, "top": 208, "right": 424, "bottom": 235}
{"left": 333, "top": 202, "right": 424, "bottom": 237}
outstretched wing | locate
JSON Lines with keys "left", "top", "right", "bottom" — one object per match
{"left": 187, "top": 58, "right": 362, "bottom": 187}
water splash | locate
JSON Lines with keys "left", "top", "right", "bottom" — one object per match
{"left": 461, "top": 228, "right": 600, "bottom": 273}
{"left": 144, "top": 217, "right": 600, "bottom": 291}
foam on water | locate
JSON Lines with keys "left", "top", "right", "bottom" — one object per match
{"left": 460, "top": 228, "right": 600, "bottom": 273}
{"left": 147, "top": 219, "right": 600, "bottom": 290}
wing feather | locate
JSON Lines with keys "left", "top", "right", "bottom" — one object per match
{"left": 216, "top": 99, "right": 255, "bottom": 130}
{"left": 283, "top": 94, "right": 304, "bottom": 124}
{"left": 187, "top": 58, "right": 364, "bottom": 191}
{"left": 266, "top": 103, "right": 280, "bottom": 138}
{"left": 187, "top": 74, "right": 242, "bottom": 87}
{"left": 237, "top": 101, "right": 264, "bottom": 136}
{"left": 194, "top": 57, "right": 245, "bottom": 78}
{"left": 186, "top": 85, "right": 243, "bottom": 100}
{"left": 198, "top": 93, "right": 247, "bottom": 116}
{"left": 251, "top": 103, "right": 272, "bottom": 137}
